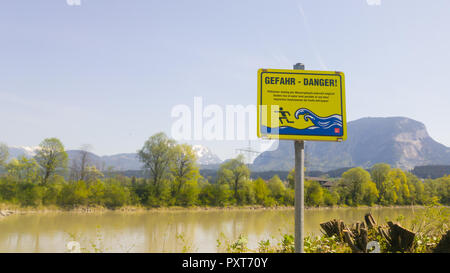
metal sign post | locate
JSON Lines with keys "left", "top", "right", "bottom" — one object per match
{"left": 293, "top": 63, "right": 305, "bottom": 253}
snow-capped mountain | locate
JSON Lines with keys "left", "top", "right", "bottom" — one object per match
{"left": 7, "top": 146, "right": 40, "bottom": 160}
{"left": 192, "top": 145, "right": 222, "bottom": 165}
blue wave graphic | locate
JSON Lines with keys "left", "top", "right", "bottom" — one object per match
{"left": 294, "top": 108, "right": 342, "bottom": 129}
{"left": 261, "top": 108, "right": 343, "bottom": 136}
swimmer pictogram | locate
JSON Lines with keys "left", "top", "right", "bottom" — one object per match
{"left": 275, "top": 107, "right": 294, "bottom": 125}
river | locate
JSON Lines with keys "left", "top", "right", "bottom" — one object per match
{"left": 0, "top": 207, "right": 423, "bottom": 253}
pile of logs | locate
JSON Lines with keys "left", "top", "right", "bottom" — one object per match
{"left": 320, "top": 213, "right": 420, "bottom": 253}
{"left": 320, "top": 219, "right": 370, "bottom": 252}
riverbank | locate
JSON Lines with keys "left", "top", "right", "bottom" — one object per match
{"left": 0, "top": 209, "right": 14, "bottom": 219}
{"left": 0, "top": 204, "right": 430, "bottom": 217}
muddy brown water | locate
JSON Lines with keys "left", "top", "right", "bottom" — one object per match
{"left": 0, "top": 207, "right": 423, "bottom": 252}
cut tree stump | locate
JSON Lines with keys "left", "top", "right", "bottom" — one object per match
{"left": 433, "top": 230, "right": 450, "bottom": 253}
{"left": 342, "top": 229, "right": 363, "bottom": 253}
{"left": 320, "top": 219, "right": 346, "bottom": 242}
{"left": 364, "top": 213, "right": 377, "bottom": 229}
{"left": 384, "top": 221, "right": 416, "bottom": 252}
{"left": 321, "top": 219, "right": 370, "bottom": 253}
{"left": 347, "top": 221, "right": 369, "bottom": 253}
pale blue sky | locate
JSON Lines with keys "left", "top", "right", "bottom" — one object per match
{"left": 1, "top": 0, "right": 450, "bottom": 160}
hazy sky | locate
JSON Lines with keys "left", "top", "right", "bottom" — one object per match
{"left": 1, "top": 0, "right": 450, "bottom": 160}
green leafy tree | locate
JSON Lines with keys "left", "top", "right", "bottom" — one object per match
{"left": 35, "top": 138, "right": 68, "bottom": 185}
{"left": 88, "top": 179, "right": 106, "bottom": 206}
{"left": 323, "top": 189, "right": 339, "bottom": 206}
{"left": 427, "top": 175, "right": 450, "bottom": 205}
{"left": 362, "top": 180, "right": 379, "bottom": 205}
{"left": 287, "top": 169, "right": 295, "bottom": 189}
{"left": 73, "top": 180, "right": 90, "bottom": 206}
{"left": 267, "top": 175, "right": 286, "bottom": 202}
{"left": 17, "top": 182, "right": 43, "bottom": 207}
{"left": 138, "top": 132, "right": 176, "bottom": 195}
{"left": 237, "top": 180, "right": 256, "bottom": 205}
{"left": 305, "top": 180, "right": 324, "bottom": 207}
{"left": 198, "top": 181, "right": 214, "bottom": 206}
{"left": 58, "top": 180, "right": 89, "bottom": 207}
{"left": 405, "top": 172, "right": 425, "bottom": 205}
{"left": 42, "top": 177, "right": 64, "bottom": 205}
{"left": 386, "top": 168, "right": 409, "bottom": 204}
{"left": 217, "top": 155, "right": 250, "bottom": 204}
{"left": 170, "top": 144, "right": 200, "bottom": 203}
{"left": 84, "top": 165, "right": 104, "bottom": 184}
{"left": 253, "top": 178, "right": 270, "bottom": 205}
{"left": 0, "top": 178, "right": 17, "bottom": 203}
{"left": 6, "top": 156, "right": 40, "bottom": 183}
{"left": 413, "top": 177, "right": 426, "bottom": 204}
{"left": 176, "top": 179, "right": 200, "bottom": 206}
{"left": 436, "top": 176, "right": 450, "bottom": 205}
{"left": 104, "top": 183, "right": 130, "bottom": 209}
{"left": 337, "top": 167, "right": 374, "bottom": 206}
{"left": 370, "top": 163, "right": 391, "bottom": 193}
{"left": 380, "top": 179, "right": 398, "bottom": 205}
{"left": 204, "top": 183, "right": 231, "bottom": 206}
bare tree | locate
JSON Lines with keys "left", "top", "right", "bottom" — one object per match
{"left": 79, "top": 144, "right": 93, "bottom": 181}
{"left": 70, "top": 144, "right": 93, "bottom": 181}
{"left": 0, "top": 142, "right": 9, "bottom": 167}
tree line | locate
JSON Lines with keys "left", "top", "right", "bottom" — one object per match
{"left": 0, "top": 133, "right": 449, "bottom": 209}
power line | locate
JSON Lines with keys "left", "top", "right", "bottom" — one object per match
{"left": 235, "top": 140, "right": 261, "bottom": 167}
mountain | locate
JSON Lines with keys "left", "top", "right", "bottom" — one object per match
{"left": 66, "top": 146, "right": 222, "bottom": 171}
{"left": 99, "top": 153, "right": 142, "bottom": 171}
{"left": 7, "top": 146, "right": 39, "bottom": 160}
{"left": 7, "top": 145, "right": 221, "bottom": 171}
{"left": 65, "top": 150, "right": 140, "bottom": 171}
{"left": 192, "top": 145, "right": 222, "bottom": 165}
{"left": 252, "top": 117, "right": 450, "bottom": 172}
{"left": 68, "top": 145, "right": 222, "bottom": 171}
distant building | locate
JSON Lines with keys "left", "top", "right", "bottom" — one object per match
{"left": 305, "top": 176, "right": 335, "bottom": 190}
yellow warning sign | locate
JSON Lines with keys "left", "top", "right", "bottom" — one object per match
{"left": 257, "top": 68, "right": 346, "bottom": 141}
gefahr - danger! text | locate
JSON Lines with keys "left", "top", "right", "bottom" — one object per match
{"left": 264, "top": 76, "right": 338, "bottom": 87}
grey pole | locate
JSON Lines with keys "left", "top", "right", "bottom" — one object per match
{"left": 293, "top": 62, "right": 305, "bottom": 253}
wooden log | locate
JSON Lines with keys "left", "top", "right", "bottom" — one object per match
{"left": 320, "top": 219, "right": 346, "bottom": 241}
{"left": 343, "top": 229, "right": 364, "bottom": 253}
{"left": 377, "top": 224, "right": 393, "bottom": 250}
{"left": 364, "top": 213, "right": 377, "bottom": 229}
{"left": 359, "top": 228, "right": 368, "bottom": 252}
{"left": 433, "top": 230, "right": 450, "bottom": 253}
{"left": 349, "top": 222, "right": 369, "bottom": 252}
{"left": 320, "top": 220, "right": 336, "bottom": 237}
{"left": 338, "top": 220, "right": 345, "bottom": 241}
{"left": 387, "top": 221, "right": 415, "bottom": 252}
